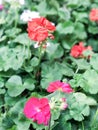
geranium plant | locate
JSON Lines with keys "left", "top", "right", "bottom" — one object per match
{"left": 0, "top": 0, "right": 98, "bottom": 130}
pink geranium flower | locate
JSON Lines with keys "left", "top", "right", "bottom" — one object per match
{"left": 47, "top": 80, "right": 73, "bottom": 93}
{"left": 23, "top": 97, "right": 51, "bottom": 126}
{"left": 0, "top": 5, "right": 4, "bottom": 11}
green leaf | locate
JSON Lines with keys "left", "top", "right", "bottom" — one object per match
{"left": 0, "top": 88, "right": 6, "bottom": 94}
{"left": 69, "top": 74, "right": 83, "bottom": 88}
{"left": 41, "top": 62, "right": 62, "bottom": 89}
{"left": 23, "top": 78, "right": 35, "bottom": 91}
{"left": 90, "top": 54, "right": 98, "bottom": 71}
{"left": 88, "top": 39, "right": 98, "bottom": 52}
{"left": 74, "top": 22, "right": 87, "bottom": 39}
{"left": 88, "top": 25, "right": 98, "bottom": 34}
{"left": 37, "top": 0, "right": 57, "bottom": 16}
{"left": 5, "top": 28, "right": 21, "bottom": 38}
{"left": 53, "top": 114, "right": 71, "bottom": 130}
{"left": 36, "top": 1, "right": 48, "bottom": 16}
{"left": 14, "top": 114, "right": 30, "bottom": 130}
{"left": 4, "top": 94, "right": 20, "bottom": 106}
{"left": 58, "top": 8, "right": 71, "bottom": 20}
{"left": 61, "top": 62, "right": 74, "bottom": 76}
{"left": 70, "top": 103, "right": 90, "bottom": 121}
{"left": 73, "top": 59, "right": 90, "bottom": 70}
{"left": 56, "top": 21, "right": 74, "bottom": 34}
{"left": 8, "top": 98, "right": 30, "bottom": 130}
{"left": 73, "top": 11, "right": 88, "bottom": 22}
{"left": 0, "top": 95, "right": 4, "bottom": 107}
{"left": 0, "top": 78, "right": 4, "bottom": 88}
{"left": 67, "top": 93, "right": 90, "bottom": 121}
{"left": 91, "top": 109, "right": 98, "bottom": 130}
{"left": 2, "top": 115, "right": 14, "bottom": 129}
{"left": 73, "top": 92, "right": 97, "bottom": 106}
{"left": 46, "top": 43, "right": 64, "bottom": 59}
{"left": 82, "top": 69, "right": 98, "bottom": 94}
{"left": 5, "top": 75, "right": 25, "bottom": 97}
{"left": 30, "top": 57, "right": 39, "bottom": 67}
{"left": 14, "top": 33, "right": 32, "bottom": 46}
{"left": 85, "top": 97, "right": 97, "bottom": 106}
{"left": 67, "top": 0, "right": 79, "bottom": 8}
{"left": 0, "top": 46, "right": 25, "bottom": 71}
{"left": 51, "top": 109, "right": 61, "bottom": 121}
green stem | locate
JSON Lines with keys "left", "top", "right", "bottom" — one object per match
{"left": 82, "top": 121, "right": 84, "bottom": 130}
{"left": 14, "top": 9, "right": 18, "bottom": 28}
{"left": 91, "top": 109, "right": 98, "bottom": 127}
{"left": 27, "top": 39, "right": 31, "bottom": 60}
{"left": 36, "top": 45, "right": 43, "bottom": 74}
{"left": 75, "top": 67, "right": 79, "bottom": 74}
{"left": 38, "top": 45, "right": 43, "bottom": 64}
{"left": 48, "top": 117, "right": 51, "bottom": 130}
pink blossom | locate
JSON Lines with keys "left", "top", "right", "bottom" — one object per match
{"left": 23, "top": 97, "right": 51, "bottom": 126}
{"left": 0, "top": 4, "right": 3, "bottom": 11}
{"left": 47, "top": 80, "right": 73, "bottom": 93}
{"left": 60, "top": 98, "right": 68, "bottom": 110}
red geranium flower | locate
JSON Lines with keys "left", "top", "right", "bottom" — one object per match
{"left": 27, "top": 17, "right": 56, "bottom": 42}
{"left": 23, "top": 97, "right": 51, "bottom": 126}
{"left": 89, "top": 8, "right": 98, "bottom": 21}
{"left": 70, "top": 42, "right": 92, "bottom": 58}
{"left": 47, "top": 80, "right": 73, "bottom": 93}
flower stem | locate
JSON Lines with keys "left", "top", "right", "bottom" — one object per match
{"left": 14, "top": 8, "right": 18, "bottom": 28}
{"left": 91, "top": 109, "right": 98, "bottom": 127}
{"left": 48, "top": 115, "right": 51, "bottom": 130}
{"left": 82, "top": 121, "right": 84, "bottom": 130}
{"left": 36, "top": 45, "right": 43, "bottom": 74}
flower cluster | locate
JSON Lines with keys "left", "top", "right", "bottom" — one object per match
{"left": 47, "top": 80, "right": 73, "bottom": 93}
{"left": 60, "top": 98, "right": 68, "bottom": 110}
{"left": 49, "top": 97, "right": 68, "bottom": 110}
{"left": 23, "top": 16, "right": 92, "bottom": 128}
{"left": 70, "top": 42, "right": 92, "bottom": 58}
{"left": 89, "top": 8, "right": 98, "bottom": 21}
{"left": 27, "top": 17, "right": 56, "bottom": 42}
{"left": 23, "top": 97, "right": 51, "bottom": 126}
{"left": 23, "top": 80, "right": 73, "bottom": 126}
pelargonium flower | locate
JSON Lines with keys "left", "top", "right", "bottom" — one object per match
{"left": 70, "top": 42, "right": 92, "bottom": 58}
{"left": 23, "top": 97, "right": 51, "bottom": 126}
{"left": 27, "top": 17, "right": 56, "bottom": 42}
{"left": 47, "top": 80, "right": 73, "bottom": 93}
{"left": 20, "top": 10, "right": 40, "bottom": 22}
{"left": 0, "top": 4, "right": 3, "bottom": 10}
{"left": 89, "top": 8, "right": 98, "bottom": 21}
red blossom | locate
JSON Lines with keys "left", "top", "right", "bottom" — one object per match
{"left": 70, "top": 42, "right": 92, "bottom": 58}
{"left": 27, "top": 17, "right": 56, "bottom": 42}
{"left": 23, "top": 97, "right": 51, "bottom": 126}
{"left": 89, "top": 8, "right": 98, "bottom": 21}
{"left": 47, "top": 80, "right": 73, "bottom": 93}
